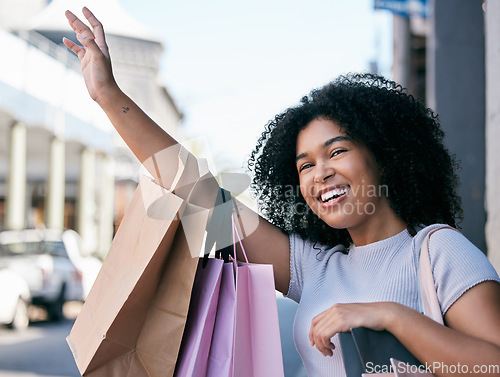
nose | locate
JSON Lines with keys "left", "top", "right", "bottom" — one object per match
{"left": 313, "top": 162, "right": 335, "bottom": 183}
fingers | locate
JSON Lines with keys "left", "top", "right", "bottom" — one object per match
{"left": 309, "top": 315, "right": 334, "bottom": 356}
{"left": 309, "top": 307, "right": 342, "bottom": 357}
{"left": 319, "top": 338, "right": 335, "bottom": 357}
{"left": 309, "top": 334, "right": 335, "bottom": 356}
{"left": 317, "top": 323, "right": 336, "bottom": 356}
{"left": 309, "top": 311, "right": 323, "bottom": 345}
{"left": 65, "top": 10, "right": 94, "bottom": 38}
{"left": 62, "top": 37, "right": 84, "bottom": 59}
{"left": 75, "top": 33, "right": 103, "bottom": 57}
{"left": 64, "top": 8, "right": 109, "bottom": 58}
{"left": 82, "top": 7, "right": 105, "bottom": 41}
{"left": 62, "top": 33, "right": 101, "bottom": 62}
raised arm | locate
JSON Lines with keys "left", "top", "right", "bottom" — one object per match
{"left": 63, "top": 7, "right": 181, "bottom": 187}
{"left": 63, "top": 8, "right": 292, "bottom": 293}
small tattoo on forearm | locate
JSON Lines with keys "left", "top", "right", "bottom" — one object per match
{"left": 122, "top": 106, "right": 130, "bottom": 113}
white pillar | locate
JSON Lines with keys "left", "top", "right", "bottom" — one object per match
{"left": 76, "top": 147, "right": 97, "bottom": 255}
{"left": 485, "top": 0, "right": 500, "bottom": 273}
{"left": 97, "top": 154, "right": 115, "bottom": 258}
{"left": 45, "top": 137, "right": 65, "bottom": 230}
{"left": 5, "top": 122, "right": 26, "bottom": 230}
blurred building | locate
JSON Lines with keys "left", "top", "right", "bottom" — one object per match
{"left": 376, "top": 0, "right": 500, "bottom": 272}
{"left": 0, "top": 0, "right": 183, "bottom": 258}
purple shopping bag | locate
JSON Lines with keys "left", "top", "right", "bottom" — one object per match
{"left": 174, "top": 258, "right": 224, "bottom": 377}
{"left": 206, "top": 262, "right": 236, "bottom": 377}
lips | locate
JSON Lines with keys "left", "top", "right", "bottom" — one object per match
{"left": 317, "top": 185, "right": 350, "bottom": 204}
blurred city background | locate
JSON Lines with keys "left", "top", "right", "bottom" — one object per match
{"left": 0, "top": 0, "right": 499, "bottom": 376}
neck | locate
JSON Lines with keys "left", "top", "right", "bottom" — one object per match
{"left": 347, "top": 202, "right": 408, "bottom": 247}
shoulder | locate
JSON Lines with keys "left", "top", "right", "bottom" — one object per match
{"left": 413, "top": 224, "right": 491, "bottom": 268}
{"left": 413, "top": 224, "right": 478, "bottom": 256}
{"left": 415, "top": 224, "right": 500, "bottom": 313}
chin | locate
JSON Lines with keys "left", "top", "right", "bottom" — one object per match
{"left": 311, "top": 206, "right": 350, "bottom": 230}
{"left": 323, "top": 218, "right": 350, "bottom": 230}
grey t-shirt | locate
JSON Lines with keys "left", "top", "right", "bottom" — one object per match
{"left": 285, "top": 224, "right": 500, "bottom": 377}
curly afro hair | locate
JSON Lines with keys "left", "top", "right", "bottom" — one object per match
{"left": 248, "top": 73, "right": 463, "bottom": 248}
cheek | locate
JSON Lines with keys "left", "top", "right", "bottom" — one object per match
{"left": 361, "top": 167, "right": 383, "bottom": 194}
{"left": 351, "top": 155, "right": 382, "bottom": 191}
{"left": 299, "top": 182, "right": 309, "bottom": 202}
{"left": 299, "top": 182, "right": 319, "bottom": 214}
{"left": 298, "top": 175, "right": 313, "bottom": 201}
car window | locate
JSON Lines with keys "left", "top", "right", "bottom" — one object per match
{"left": 1, "top": 241, "right": 68, "bottom": 258}
{"left": 40, "top": 242, "right": 68, "bottom": 258}
{"left": 1, "top": 242, "right": 26, "bottom": 256}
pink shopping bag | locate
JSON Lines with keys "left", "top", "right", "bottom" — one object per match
{"left": 232, "top": 217, "right": 285, "bottom": 377}
{"left": 174, "top": 258, "right": 224, "bottom": 377}
{"left": 205, "top": 215, "right": 285, "bottom": 377}
{"left": 233, "top": 261, "right": 284, "bottom": 377}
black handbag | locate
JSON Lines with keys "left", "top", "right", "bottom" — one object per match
{"left": 338, "top": 327, "right": 422, "bottom": 377}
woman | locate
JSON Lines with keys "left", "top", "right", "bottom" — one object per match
{"left": 64, "top": 8, "right": 500, "bottom": 376}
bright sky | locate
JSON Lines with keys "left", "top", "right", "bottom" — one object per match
{"left": 118, "top": 0, "right": 393, "bottom": 173}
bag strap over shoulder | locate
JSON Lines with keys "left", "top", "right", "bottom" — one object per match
{"left": 418, "top": 226, "right": 460, "bottom": 324}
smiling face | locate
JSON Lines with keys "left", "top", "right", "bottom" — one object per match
{"left": 295, "top": 117, "right": 401, "bottom": 241}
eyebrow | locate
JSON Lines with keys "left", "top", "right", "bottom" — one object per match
{"left": 295, "top": 136, "right": 351, "bottom": 163}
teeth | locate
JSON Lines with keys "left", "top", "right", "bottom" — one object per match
{"left": 321, "top": 187, "right": 348, "bottom": 202}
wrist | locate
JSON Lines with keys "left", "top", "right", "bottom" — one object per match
{"left": 381, "top": 302, "right": 410, "bottom": 333}
{"left": 95, "top": 81, "right": 123, "bottom": 110}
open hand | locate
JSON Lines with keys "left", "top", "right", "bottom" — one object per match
{"left": 63, "top": 7, "right": 118, "bottom": 104}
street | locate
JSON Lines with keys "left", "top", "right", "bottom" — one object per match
{"left": 0, "top": 299, "right": 306, "bottom": 377}
{"left": 0, "top": 304, "right": 81, "bottom": 377}
{"left": 276, "top": 297, "right": 308, "bottom": 377}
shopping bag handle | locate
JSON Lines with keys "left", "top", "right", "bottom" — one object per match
{"left": 418, "top": 226, "right": 459, "bottom": 324}
{"left": 202, "top": 188, "right": 234, "bottom": 267}
{"left": 214, "top": 188, "right": 234, "bottom": 263}
{"left": 202, "top": 187, "right": 249, "bottom": 266}
{"left": 232, "top": 214, "right": 249, "bottom": 263}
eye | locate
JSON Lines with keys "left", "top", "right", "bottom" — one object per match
{"left": 298, "top": 163, "right": 314, "bottom": 173}
{"left": 330, "top": 148, "right": 347, "bottom": 158}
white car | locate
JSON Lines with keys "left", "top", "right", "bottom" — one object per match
{"left": 0, "top": 266, "right": 30, "bottom": 330}
{"left": 0, "top": 229, "right": 85, "bottom": 321}
{"left": 61, "top": 229, "right": 102, "bottom": 300}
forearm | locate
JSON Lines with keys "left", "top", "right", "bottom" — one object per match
{"left": 97, "top": 85, "right": 183, "bottom": 188}
{"left": 386, "top": 303, "right": 500, "bottom": 376}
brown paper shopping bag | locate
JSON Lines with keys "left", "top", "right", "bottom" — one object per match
{"left": 66, "top": 170, "right": 211, "bottom": 377}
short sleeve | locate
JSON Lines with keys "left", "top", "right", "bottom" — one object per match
{"left": 284, "top": 233, "right": 308, "bottom": 303}
{"left": 428, "top": 228, "right": 500, "bottom": 314}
